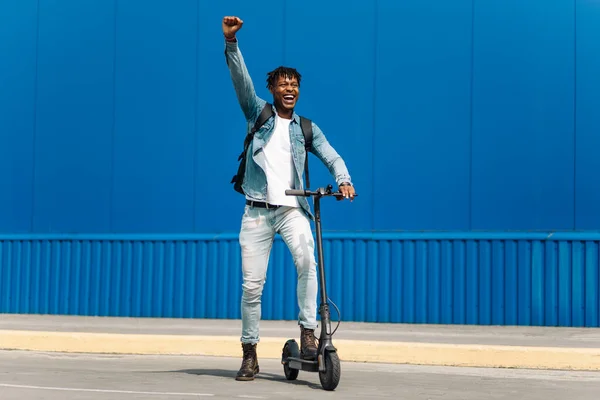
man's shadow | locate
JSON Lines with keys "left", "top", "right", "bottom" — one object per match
{"left": 168, "top": 368, "right": 322, "bottom": 389}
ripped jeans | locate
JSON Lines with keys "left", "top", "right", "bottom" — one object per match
{"left": 238, "top": 204, "right": 318, "bottom": 344}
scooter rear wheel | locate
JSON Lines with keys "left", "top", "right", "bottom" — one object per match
{"left": 319, "top": 350, "right": 340, "bottom": 391}
{"left": 282, "top": 340, "right": 300, "bottom": 381}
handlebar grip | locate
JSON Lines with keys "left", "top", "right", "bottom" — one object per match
{"left": 285, "top": 189, "right": 309, "bottom": 197}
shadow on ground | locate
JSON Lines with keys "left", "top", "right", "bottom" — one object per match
{"left": 166, "top": 368, "right": 322, "bottom": 389}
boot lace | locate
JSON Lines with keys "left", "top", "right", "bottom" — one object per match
{"left": 302, "top": 328, "right": 317, "bottom": 348}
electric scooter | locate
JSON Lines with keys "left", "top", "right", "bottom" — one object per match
{"left": 280, "top": 184, "right": 357, "bottom": 391}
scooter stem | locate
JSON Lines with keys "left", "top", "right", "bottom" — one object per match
{"left": 314, "top": 194, "right": 328, "bottom": 307}
{"left": 313, "top": 192, "right": 334, "bottom": 351}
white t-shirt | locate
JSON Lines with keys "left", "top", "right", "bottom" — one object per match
{"left": 260, "top": 114, "right": 299, "bottom": 208}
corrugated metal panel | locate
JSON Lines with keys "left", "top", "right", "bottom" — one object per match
{"left": 1, "top": 233, "right": 599, "bottom": 327}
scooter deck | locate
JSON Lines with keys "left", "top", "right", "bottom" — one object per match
{"left": 285, "top": 356, "right": 319, "bottom": 372}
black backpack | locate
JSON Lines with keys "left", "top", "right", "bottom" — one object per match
{"left": 231, "top": 103, "right": 313, "bottom": 194}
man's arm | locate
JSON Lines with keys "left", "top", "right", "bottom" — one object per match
{"left": 310, "top": 123, "right": 356, "bottom": 199}
{"left": 223, "top": 16, "right": 264, "bottom": 123}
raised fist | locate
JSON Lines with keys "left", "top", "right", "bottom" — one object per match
{"left": 222, "top": 16, "right": 243, "bottom": 38}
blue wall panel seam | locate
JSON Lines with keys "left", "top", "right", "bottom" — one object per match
{"left": 573, "top": 0, "right": 578, "bottom": 230}
{"left": 282, "top": 0, "right": 286, "bottom": 64}
{"left": 109, "top": 0, "right": 118, "bottom": 233}
{"left": 192, "top": 0, "right": 199, "bottom": 233}
{"left": 4, "top": 231, "right": 600, "bottom": 241}
{"left": 30, "top": 0, "right": 41, "bottom": 233}
{"left": 468, "top": 0, "right": 475, "bottom": 230}
{"left": 371, "top": 0, "right": 378, "bottom": 232}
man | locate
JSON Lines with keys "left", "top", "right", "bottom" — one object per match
{"left": 222, "top": 16, "right": 356, "bottom": 381}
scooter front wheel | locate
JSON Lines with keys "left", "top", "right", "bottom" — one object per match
{"left": 282, "top": 340, "right": 300, "bottom": 381}
{"left": 319, "top": 350, "right": 341, "bottom": 391}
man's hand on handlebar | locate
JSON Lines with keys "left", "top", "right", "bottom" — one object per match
{"left": 336, "top": 183, "right": 355, "bottom": 201}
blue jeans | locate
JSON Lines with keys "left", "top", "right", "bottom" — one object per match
{"left": 239, "top": 205, "right": 318, "bottom": 344}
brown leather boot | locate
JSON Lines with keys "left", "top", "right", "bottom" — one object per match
{"left": 236, "top": 343, "right": 259, "bottom": 381}
{"left": 300, "top": 326, "right": 318, "bottom": 360}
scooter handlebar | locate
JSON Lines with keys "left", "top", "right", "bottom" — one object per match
{"left": 285, "top": 189, "right": 359, "bottom": 198}
{"left": 285, "top": 189, "right": 310, "bottom": 197}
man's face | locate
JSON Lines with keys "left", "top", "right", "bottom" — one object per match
{"left": 270, "top": 75, "right": 299, "bottom": 112}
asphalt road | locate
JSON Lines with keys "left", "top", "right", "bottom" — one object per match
{"left": 0, "top": 350, "right": 599, "bottom": 399}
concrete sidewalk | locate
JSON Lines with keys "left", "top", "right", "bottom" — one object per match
{"left": 1, "top": 314, "right": 600, "bottom": 371}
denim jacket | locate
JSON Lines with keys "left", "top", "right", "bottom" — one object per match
{"left": 225, "top": 40, "right": 352, "bottom": 219}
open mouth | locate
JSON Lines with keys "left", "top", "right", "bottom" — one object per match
{"left": 283, "top": 95, "right": 295, "bottom": 105}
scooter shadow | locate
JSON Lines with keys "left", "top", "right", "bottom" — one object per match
{"left": 172, "top": 369, "right": 322, "bottom": 389}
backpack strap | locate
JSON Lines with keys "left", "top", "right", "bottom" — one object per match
{"left": 238, "top": 103, "right": 274, "bottom": 162}
{"left": 253, "top": 103, "right": 274, "bottom": 134}
{"left": 300, "top": 117, "right": 313, "bottom": 189}
{"left": 231, "top": 103, "right": 274, "bottom": 191}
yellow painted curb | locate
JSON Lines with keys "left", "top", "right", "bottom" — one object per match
{"left": 1, "top": 329, "right": 600, "bottom": 371}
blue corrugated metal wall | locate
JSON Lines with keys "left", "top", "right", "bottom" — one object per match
{"left": 1, "top": 233, "right": 598, "bottom": 326}
{"left": 1, "top": 0, "right": 600, "bottom": 326}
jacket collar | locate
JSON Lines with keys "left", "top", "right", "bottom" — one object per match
{"left": 272, "top": 104, "right": 300, "bottom": 124}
